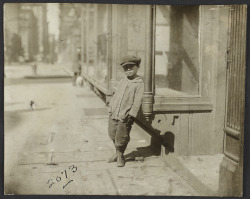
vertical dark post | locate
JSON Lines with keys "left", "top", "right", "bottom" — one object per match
{"left": 219, "top": 5, "right": 246, "bottom": 196}
{"left": 107, "top": 5, "right": 112, "bottom": 92}
{"left": 142, "top": 5, "right": 155, "bottom": 121}
{"left": 80, "top": 4, "right": 84, "bottom": 74}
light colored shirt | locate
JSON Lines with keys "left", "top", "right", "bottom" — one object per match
{"left": 108, "top": 76, "right": 144, "bottom": 122}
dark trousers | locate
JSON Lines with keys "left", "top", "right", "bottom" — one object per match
{"left": 108, "top": 117, "right": 133, "bottom": 152}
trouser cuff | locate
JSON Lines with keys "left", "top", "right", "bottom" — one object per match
{"left": 116, "top": 144, "right": 127, "bottom": 153}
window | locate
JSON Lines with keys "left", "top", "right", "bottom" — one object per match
{"left": 87, "top": 9, "right": 96, "bottom": 77}
{"left": 155, "top": 6, "right": 200, "bottom": 97}
{"left": 81, "top": 7, "right": 87, "bottom": 67}
{"left": 115, "top": 5, "right": 149, "bottom": 81}
{"left": 95, "top": 4, "right": 109, "bottom": 85}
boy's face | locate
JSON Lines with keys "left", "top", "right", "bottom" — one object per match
{"left": 122, "top": 64, "right": 139, "bottom": 77}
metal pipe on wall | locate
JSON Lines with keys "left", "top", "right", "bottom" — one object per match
{"left": 142, "top": 5, "right": 155, "bottom": 121}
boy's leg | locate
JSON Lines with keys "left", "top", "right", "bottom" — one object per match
{"left": 107, "top": 117, "right": 118, "bottom": 163}
{"left": 115, "top": 121, "right": 132, "bottom": 167}
{"left": 115, "top": 121, "right": 132, "bottom": 150}
{"left": 108, "top": 117, "right": 117, "bottom": 140}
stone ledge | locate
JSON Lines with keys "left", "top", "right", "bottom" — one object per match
{"left": 161, "top": 149, "right": 223, "bottom": 196}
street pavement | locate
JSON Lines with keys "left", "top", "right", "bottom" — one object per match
{"left": 4, "top": 63, "right": 199, "bottom": 195}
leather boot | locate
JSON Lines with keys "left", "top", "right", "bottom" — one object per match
{"left": 117, "top": 151, "right": 125, "bottom": 167}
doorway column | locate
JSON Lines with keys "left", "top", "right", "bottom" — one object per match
{"left": 219, "top": 4, "right": 247, "bottom": 196}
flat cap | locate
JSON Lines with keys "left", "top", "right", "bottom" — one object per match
{"left": 120, "top": 55, "right": 141, "bottom": 67}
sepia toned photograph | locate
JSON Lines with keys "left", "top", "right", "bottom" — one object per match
{"left": 3, "top": 3, "right": 247, "bottom": 196}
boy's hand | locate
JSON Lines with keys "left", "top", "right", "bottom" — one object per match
{"left": 127, "top": 115, "right": 134, "bottom": 125}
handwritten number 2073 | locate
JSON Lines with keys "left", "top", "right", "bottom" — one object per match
{"left": 47, "top": 165, "right": 77, "bottom": 189}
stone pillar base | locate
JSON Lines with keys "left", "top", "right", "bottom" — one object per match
{"left": 218, "top": 156, "right": 242, "bottom": 197}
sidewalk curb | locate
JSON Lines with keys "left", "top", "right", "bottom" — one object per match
{"left": 135, "top": 119, "right": 219, "bottom": 196}
{"left": 161, "top": 151, "right": 218, "bottom": 196}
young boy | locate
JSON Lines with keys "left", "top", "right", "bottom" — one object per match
{"left": 107, "top": 55, "right": 144, "bottom": 167}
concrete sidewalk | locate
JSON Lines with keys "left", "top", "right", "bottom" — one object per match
{"left": 4, "top": 72, "right": 199, "bottom": 195}
{"left": 5, "top": 63, "right": 72, "bottom": 79}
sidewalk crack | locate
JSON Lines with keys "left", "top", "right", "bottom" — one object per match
{"left": 106, "top": 169, "right": 120, "bottom": 195}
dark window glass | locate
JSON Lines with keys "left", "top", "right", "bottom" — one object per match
{"left": 155, "top": 6, "right": 200, "bottom": 97}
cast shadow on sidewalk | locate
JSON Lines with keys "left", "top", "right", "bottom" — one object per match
{"left": 124, "top": 137, "right": 162, "bottom": 162}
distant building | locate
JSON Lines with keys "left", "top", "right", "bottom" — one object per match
{"left": 58, "top": 3, "right": 81, "bottom": 66}
{"left": 4, "top": 4, "right": 21, "bottom": 62}
{"left": 20, "top": 3, "right": 50, "bottom": 62}
{"left": 19, "top": 8, "right": 38, "bottom": 61}
{"left": 4, "top": 3, "right": 50, "bottom": 63}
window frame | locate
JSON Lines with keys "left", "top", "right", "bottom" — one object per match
{"left": 111, "top": 4, "right": 151, "bottom": 86}
{"left": 81, "top": 4, "right": 112, "bottom": 95}
{"left": 152, "top": 5, "right": 213, "bottom": 112}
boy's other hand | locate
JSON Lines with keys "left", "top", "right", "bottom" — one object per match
{"left": 127, "top": 115, "right": 134, "bottom": 125}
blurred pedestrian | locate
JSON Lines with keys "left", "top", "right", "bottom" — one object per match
{"left": 107, "top": 55, "right": 144, "bottom": 167}
{"left": 72, "top": 47, "right": 81, "bottom": 86}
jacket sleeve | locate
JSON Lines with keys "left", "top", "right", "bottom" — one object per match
{"left": 108, "top": 79, "right": 123, "bottom": 114}
{"left": 129, "top": 83, "right": 144, "bottom": 118}
{"left": 108, "top": 88, "right": 116, "bottom": 106}
{"left": 108, "top": 90, "right": 116, "bottom": 115}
